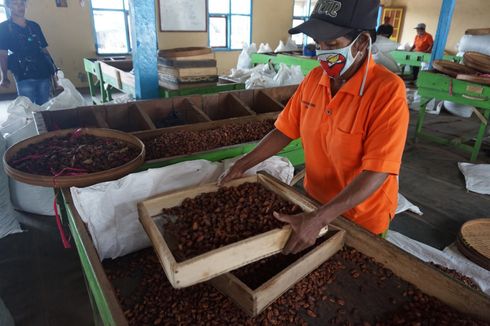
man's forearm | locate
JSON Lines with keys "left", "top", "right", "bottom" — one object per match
{"left": 235, "top": 128, "right": 293, "bottom": 170}
{"left": 316, "top": 170, "right": 389, "bottom": 227}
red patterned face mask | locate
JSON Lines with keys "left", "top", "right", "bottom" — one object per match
{"left": 316, "top": 35, "right": 361, "bottom": 78}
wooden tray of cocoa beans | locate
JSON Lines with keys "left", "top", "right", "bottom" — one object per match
{"left": 3, "top": 128, "right": 145, "bottom": 188}
{"left": 137, "top": 171, "right": 329, "bottom": 288}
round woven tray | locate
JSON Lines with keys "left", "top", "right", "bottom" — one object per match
{"left": 456, "top": 74, "right": 490, "bottom": 86}
{"left": 432, "top": 60, "right": 477, "bottom": 78}
{"left": 465, "top": 28, "right": 490, "bottom": 36}
{"left": 456, "top": 218, "right": 490, "bottom": 271}
{"left": 3, "top": 128, "right": 145, "bottom": 188}
{"left": 463, "top": 52, "right": 490, "bottom": 74}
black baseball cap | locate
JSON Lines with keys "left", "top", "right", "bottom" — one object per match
{"left": 289, "top": 0, "right": 380, "bottom": 41}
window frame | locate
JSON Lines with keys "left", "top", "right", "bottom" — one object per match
{"left": 89, "top": 0, "right": 131, "bottom": 56}
{"left": 291, "top": 0, "right": 317, "bottom": 46}
{"left": 0, "top": 0, "right": 8, "bottom": 23}
{"left": 208, "top": 0, "right": 253, "bottom": 51}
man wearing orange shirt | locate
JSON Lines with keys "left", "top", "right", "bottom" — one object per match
{"left": 221, "top": 0, "right": 409, "bottom": 254}
{"left": 410, "top": 23, "right": 434, "bottom": 53}
{"left": 410, "top": 23, "right": 433, "bottom": 80}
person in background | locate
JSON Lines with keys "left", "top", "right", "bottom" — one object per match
{"left": 410, "top": 23, "right": 433, "bottom": 80}
{"left": 221, "top": 0, "right": 408, "bottom": 254}
{"left": 377, "top": 16, "right": 394, "bottom": 39}
{"left": 372, "top": 24, "right": 400, "bottom": 73}
{"left": 0, "top": 0, "right": 57, "bottom": 105}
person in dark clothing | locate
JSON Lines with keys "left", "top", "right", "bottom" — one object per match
{"left": 0, "top": 0, "right": 56, "bottom": 105}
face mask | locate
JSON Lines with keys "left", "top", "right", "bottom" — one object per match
{"left": 316, "top": 35, "right": 361, "bottom": 79}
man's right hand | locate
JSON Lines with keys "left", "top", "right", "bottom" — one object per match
{"left": 218, "top": 161, "right": 247, "bottom": 185}
{"left": 0, "top": 78, "right": 10, "bottom": 88}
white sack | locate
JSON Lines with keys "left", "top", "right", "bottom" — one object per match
{"left": 71, "top": 157, "right": 295, "bottom": 260}
{"left": 443, "top": 101, "right": 474, "bottom": 118}
{"left": 0, "top": 136, "right": 23, "bottom": 239}
{"left": 458, "top": 162, "right": 490, "bottom": 195}
{"left": 237, "top": 43, "right": 257, "bottom": 70}
{"left": 457, "top": 34, "right": 490, "bottom": 56}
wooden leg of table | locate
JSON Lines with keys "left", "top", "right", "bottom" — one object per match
{"left": 470, "top": 108, "right": 490, "bottom": 162}
{"left": 414, "top": 98, "right": 430, "bottom": 143}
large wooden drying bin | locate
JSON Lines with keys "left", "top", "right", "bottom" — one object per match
{"left": 59, "top": 184, "right": 490, "bottom": 326}
{"left": 137, "top": 172, "right": 328, "bottom": 288}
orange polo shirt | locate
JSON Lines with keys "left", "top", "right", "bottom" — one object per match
{"left": 414, "top": 33, "right": 434, "bottom": 53}
{"left": 275, "top": 57, "right": 409, "bottom": 234}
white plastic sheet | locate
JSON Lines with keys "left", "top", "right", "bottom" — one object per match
{"left": 0, "top": 136, "right": 23, "bottom": 239}
{"left": 387, "top": 230, "right": 490, "bottom": 295}
{"left": 71, "top": 156, "right": 295, "bottom": 260}
{"left": 396, "top": 193, "right": 423, "bottom": 215}
{"left": 458, "top": 162, "right": 490, "bottom": 195}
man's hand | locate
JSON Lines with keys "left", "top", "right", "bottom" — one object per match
{"left": 0, "top": 78, "right": 10, "bottom": 88}
{"left": 274, "top": 210, "right": 333, "bottom": 255}
{"left": 218, "top": 161, "right": 247, "bottom": 185}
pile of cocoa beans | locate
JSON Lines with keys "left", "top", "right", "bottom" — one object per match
{"left": 429, "top": 262, "right": 480, "bottom": 292}
{"left": 162, "top": 182, "right": 302, "bottom": 261}
{"left": 9, "top": 133, "right": 139, "bottom": 176}
{"left": 144, "top": 120, "right": 275, "bottom": 160}
{"left": 103, "top": 246, "right": 488, "bottom": 326}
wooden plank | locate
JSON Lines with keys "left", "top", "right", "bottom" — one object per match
{"left": 332, "top": 217, "right": 490, "bottom": 321}
{"left": 132, "top": 112, "right": 278, "bottom": 141}
{"left": 62, "top": 190, "right": 128, "bottom": 326}
{"left": 134, "top": 106, "right": 156, "bottom": 130}
{"left": 254, "top": 229, "right": 345, "bottom": 315}
{"left": 208, "top": 272, "right": 256, "bottom": 316}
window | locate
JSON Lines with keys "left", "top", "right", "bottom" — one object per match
{"left": 0, "top": 0, "right": 8, "bottom": 23}
{"left": 90, "top": 0, "right": 131, "bottom": 55}
{"left": 208, "top": 0, "right": 252, "bottom": 50}
{"left": 291, "top": 0, "right": 318, "bottom": 46}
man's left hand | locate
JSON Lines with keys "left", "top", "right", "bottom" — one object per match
{"left": 273, "top": 210, "right": 331, "bottom": 255}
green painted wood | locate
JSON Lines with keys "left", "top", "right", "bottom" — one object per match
{"left": 61, "top": 194, "right": 119, "bottom": 326}
{"left": 390, "top": 51, "right": 461, "bottom": 67}
{"left": 139, "top": 139, "right": 305, "bottom": 171}
{"left": 160, "top": 83, "right": 245, "bottom": 99}
{"left": 415, "top": 71, "right": 490, "bottom": 161}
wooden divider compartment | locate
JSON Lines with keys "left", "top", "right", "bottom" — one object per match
{"left": 210, "top": 228, "right": 345, "bottom": 316}
{"left": 259, "top": 85, "right": 298, "bottom": 106}
{"left": 136, "top": 96, "right": 210, "bottom": 129}
{"left": 36, "top": 106, "right": 101, "bottom": 132}
{"left": 138, "top": 172, "right": 328, "bottom": 288}
{"left": 133, "top": 112, "right": 278, "bottom": 163}
{"left": 197, "top": 92, "right": 256, "bottom": 120}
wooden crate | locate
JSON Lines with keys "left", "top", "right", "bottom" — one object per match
{"left": 209, "top": 228, "right": 345, "bottom": 316}
{"left": 60, "top": 185, "right": 490, "bottom": 325}
{"left": 138, "top": 172, "right": 328, "bottom": 288}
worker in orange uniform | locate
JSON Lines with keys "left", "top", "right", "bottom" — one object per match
{"left": 410, "top": 23, "right": 434, "bottom": 80}
{"left": 220, "top": 0, "right": 409, "bottom": 254}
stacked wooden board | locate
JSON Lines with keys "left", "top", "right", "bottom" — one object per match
{"left": 158, "top": 47, "right": 219, "bottom": 90}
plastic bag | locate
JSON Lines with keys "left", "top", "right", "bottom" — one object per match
{"left": 458, "top": 162, "right": 490, "bottom": 195}
{"left": 41, "top": 71, "right": 87, "bottom": 111}
{"left": 457, "top": 34, "right": 490, "bottom": 56}
{"left": 272, "top": 64, "right": 304, "bottom": 87}
{"left": 237, "top": 43, "right": 257, "bottom": 70}
{"left": 257, "top": 43, "right": 273, "bottom": 53}
{"left": 443, "top": 101, "right": 474, "bottom": 118}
